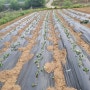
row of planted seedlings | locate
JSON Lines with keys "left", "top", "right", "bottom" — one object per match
{"left": 0, "top": 12, "right": 42, "bottom": 68}
{"left": 44, "top": 10, "right": 76, "bottom": 90}
{"left": 54, "top": 12, "right": 90, "bottom": 90}
{"left": 36, "top": 10, "right": 55, "bottom": 89}
{"left": 62, "top": 9, "right": 90, "bottom": 23}
{"left": 55, "top": 10, "right": 90, "bottom": 60}
{"left": 32, "top": 11, "right": 51, "bottom": 88}
{"left": 0, "top": 12, "right": 38, "bottom": 54}
{"left": 0, "top": 12, "right": 39, "bottom": 46}
{"left": 16, "top": 11, "right": 50, "bottom": 90}
{"left": 58, "top": 10, "right": 90, "bottom": 45}
{"left": 0, "top": 11, "right": 47, "bottom": 90}
{"left": 0, "top": 11, "right": 37, "bottom": 33}
{"left": 0, "top": 12, "right": 40, "bottom": 55}
{"left": 68, "top": 9, "right": 90, "bottom": 19}
{"left": 0, "top": 12, "right": 37, "bottom": 40}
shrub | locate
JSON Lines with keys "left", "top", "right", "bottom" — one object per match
{"left": 71, "top": 4, "right": 84, "bottom": 8}
{"left": 63, "top": 0, "right": 72, "bottom": 8}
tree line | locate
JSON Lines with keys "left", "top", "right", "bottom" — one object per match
{"left": 0, "top": 0, "right": 46, "bottom": 12}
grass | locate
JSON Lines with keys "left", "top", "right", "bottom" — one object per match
{"left": 0, "top": 8, "right": 52, "bottom": 26}
{"left": 0, "top": 10, "right": 29, "bottom": 25}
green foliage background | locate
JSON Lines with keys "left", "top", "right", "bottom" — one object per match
{"left": 0, "top": 0, "right": 46, "bottom": 11}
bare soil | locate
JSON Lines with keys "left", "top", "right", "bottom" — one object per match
{"left": 56, "top": 10, "right": 90, "bottom": 55}
{"left": 74, "top": 7, "right": 90, "bottom": 14}
{"left": 0, "top": 14, "right": 46, "bottom": 90}
{"left": 44, "top": 11, "right": 76, "bottom": 90}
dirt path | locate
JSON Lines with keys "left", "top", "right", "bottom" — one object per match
{"left": 46, "top": 0, "right": 55, "bottom": 8}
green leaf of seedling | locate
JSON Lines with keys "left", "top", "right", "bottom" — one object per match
{"left": 83, "top": 68, "right": 89, "bottom": 73}
{"left": 73, "top": 44, "right": 76, "bottom": 49}
{"left": 34, "top": 60, "right": 39, "bottom": 64}
{"left": 3, "top": 53, "right": 9, "bottom": 60}
{"left": 52, "top": 76, "right": 54, "bottom": 79}
{"left": 31, "top": 83, "right": 37, "bottom": 87}
{"left": 36, "top": 53, "right": 42, "bottom": 58}
{"left": 75, "top": 50, "right": 81, "bottom": 55}
{"left": 35, "top": 71, "right": 39, "bottom": 78}
{"left": 79, "top": 56, "right": 82, "bottom": 61}
{"left": 40, "top": 67, "right": 44, "bottom": 72}
{"left": 78, "top": 61, "right": 82, "bottom": 67}
{"left": 37, "top": 63, "right": 40, "bottom": 68}
{"left": 0, "top": 62, "right": 3, "bottom": 67}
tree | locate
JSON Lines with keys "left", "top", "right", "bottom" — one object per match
{"left": 0, "top": 0, "right": 5, "bottom": 11}
{"left": 25, "top": 0, "right": 45, "bottom": 9}
{"left": 25, "top": 0, "right": 31, "bottom": 9}
{"left": 10, "top": 0, "right": 19, "bottom": 10}
{"left": 63, "top": 0, "right": 72, "bottom": 7}
{"left": 31, "top": 0, "right": 45, "bottom": 7}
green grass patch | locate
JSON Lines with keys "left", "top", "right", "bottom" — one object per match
{"left": 0, "top": 8, "right": 52, "bottom": 26}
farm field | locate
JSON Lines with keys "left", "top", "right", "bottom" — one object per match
{"left": 0, "top": 7, "right": 90, "bottom": 90}
{"left": 74, "top": 7, "right": 90, "bottom": 14}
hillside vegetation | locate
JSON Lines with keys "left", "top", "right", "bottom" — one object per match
{"left": 52, "top": 0, "right": 90, "bottom": 8}
{"left": 0, "top": 0, "right": 45, "bottom": 12}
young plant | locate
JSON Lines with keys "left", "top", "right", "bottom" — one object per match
{"left": 80, "top": 20, "right": 89, "bottom": 24}
{"left": 0, "top": 62, "right": 3, "bottom": 67}
{"left": 78, "top": 61, "right": 83, "bottom": 67}
{"left": 72, "top": 43, "right": 76, "bottom": 49}
{"left": 35, "top": 71, "right": 39, "bottom": 78}
{"left": 41, "top": 41, "right": 46, "bottom": 50}
{"left": 36, "top": 53, "right": 42, "bottom": 58}
{"left": 31, "top": 83, "right": 37, "bottom": 87}
{"left": 75, "top": 50, "right": 81, "bottom": 55}
{"left": 3, "top": 53, "right": 9, "bottom": 60}
{"left": 83, "top": 68, "right": 89, "bottom": 73}
{"left": 21, "top": 36, "right": 25, "bottom": 39}
{"left": 40, "top": 66, "right": 44, "bottom": 72}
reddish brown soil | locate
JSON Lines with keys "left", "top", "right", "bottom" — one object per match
{"left": 44, "top": 11, "right": 76, "bottom": 90}
{"left": 73, "top": 7, "right": 90, "bottom": 28}
{"left": 62, "top": 10, "right": 90, "bottom": 28}
{"left": 0, "top": 15, "right": 39, "bottom": 55}
{"left": 0, "top": 12, "right": 35, "bottom": 29}
{"left": 56, "top": 10, "right": 90, "bottom": 55}
{"left": 0, "top": 13, "right": 46, "bottom": 90}
{"left": 74, "top": 7, "right": 90, "bottom": 14}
